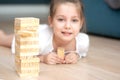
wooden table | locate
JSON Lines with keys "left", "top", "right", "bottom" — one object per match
{"left": 0, "top": 44, "right": 120, "bottom": 80}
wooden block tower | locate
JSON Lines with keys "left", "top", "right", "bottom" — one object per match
{"left": 14, "top": 17, "right": 40, "bottom": 77}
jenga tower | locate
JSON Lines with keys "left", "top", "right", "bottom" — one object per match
{"left": 14, "top": 17, "right": 40, "bottom": 77}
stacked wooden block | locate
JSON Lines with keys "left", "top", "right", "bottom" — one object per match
{"left": 14, "top": 17, "right": 40, "bottom": 77}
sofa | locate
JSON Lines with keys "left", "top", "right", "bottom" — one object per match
{"left": 82, "top": 0, "right": 120, "bottom": 38}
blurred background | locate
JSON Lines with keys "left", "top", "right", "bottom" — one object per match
{"left": 0, "top": 0, "right": 120, "bottom": 38}
{"left": 0, "top": 0, "right": 50, "bottom": 33}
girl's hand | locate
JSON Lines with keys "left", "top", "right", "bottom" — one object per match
{"left": 65, "top": 52, "right": 79, "bottom": 64}
{"left": 43, "top": 52, "right": 63, "bottom": 64}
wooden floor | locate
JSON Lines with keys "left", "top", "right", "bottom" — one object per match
{"left": 87, "top": 35, "right": 120, "bottom": 77}
{"left": 0, "top": 35, "right": 120, "bottom": 80}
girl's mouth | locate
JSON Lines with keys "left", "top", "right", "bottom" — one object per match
{"left": 62, "top": 32, "right": 72, "bottom": 36}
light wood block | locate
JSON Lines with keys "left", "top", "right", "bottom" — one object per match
{"left": 57, "top": 47, "right": 65, "bottom": 59}
{"left": 14, "top": 17, "right": 40, "bottom": 32}
{"left": 16, "top": 30, "right": 39, "bottom": 37}
{"left": 15, "top": 57, "right": 40, "bottom": 77}
{"left": 16, "top": 40, "right": 39, "bottom": 45}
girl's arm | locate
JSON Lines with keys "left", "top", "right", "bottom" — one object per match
{"left": 0, "top": 30, "right": 14, "bottom": 48}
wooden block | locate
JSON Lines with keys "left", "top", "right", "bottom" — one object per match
{"left": 14, "top": 17, "right": 40, "bottom": 32}
{"left": 15, "top": 37, "right": 39, "bottom": 46}
{"left": 15, "top": 56, "right": 40, "bottom": 63}
{"left": 15, "top": 31, "right": 39, "bottom": 45}
{"left": 57, "top": 47, "right": 65, "bottom": 59}
{"left": 15, "top": 46, "right": 40, "bottom": 57}
{"left": 16, "top": 40, "right": 39, "bottom": 45}
{"left": 15, "top": 17, "right": 39, "bottom": 27}
{"left": 15, "top": 57, "right": 40, "bottom": 71}
{"left": 15, "top": 43, "right": 40, "bottom": 51}
{"left": 15, "top": 57, "right": 40, "bottom": 77}
{"left": 16, "top": 30, "right": 34, "bottom": 37}
{"left": 16, "top": 30, "right": 39, "bottom": 37}
{"left": 16, "top": 64, "right": 40, "bottom": 77}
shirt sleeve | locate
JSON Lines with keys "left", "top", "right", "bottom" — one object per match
{"left": 38, "top": 24, "right": 53, "bottom": 54}
{"left": 76, "top": 33, "right": 89, "bottom": 58}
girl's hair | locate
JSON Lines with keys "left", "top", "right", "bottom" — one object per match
{"left": 49, "top": 0, "right": 86, "bottom": 32}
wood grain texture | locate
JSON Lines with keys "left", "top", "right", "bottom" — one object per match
{"left": 0, "top": 35, "right": 120, "bottom": 80}
{"left": 57, "top": 47, "right": 65, "bottom": 59}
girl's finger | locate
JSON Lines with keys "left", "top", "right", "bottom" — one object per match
{"left": 51, "top": 56, "right": 62, "bottom": 64}
{"left": 49, "top": 59, "right": 57, "bottom": 64}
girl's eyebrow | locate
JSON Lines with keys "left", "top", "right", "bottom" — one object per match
{"left": 55, "top": 15, "right": 65, "bottom": 17}
{"left": 72, "top": 16, "right": 80, "bottom": 19}
{"left": 56, "top": 15, "right": 79, "bottom": 18}
{"left": 55, "top": 15, "right": 80, "bottom": 19}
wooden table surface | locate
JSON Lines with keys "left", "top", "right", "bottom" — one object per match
{"left": 0, "top": 36, "right": 120, "bottom": 80}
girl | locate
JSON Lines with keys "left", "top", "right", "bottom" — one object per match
{"left": 0, "top": 0, "right": 89, "bottom": 64}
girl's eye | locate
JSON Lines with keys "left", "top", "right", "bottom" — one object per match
{"left": 72, "top": 19, "right": 78, "bottom": 22}
{"left": 58, "top": 18, "right": 64, "bottom": 21}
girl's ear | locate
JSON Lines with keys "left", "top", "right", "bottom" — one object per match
{"left": 48, "top": 16, "right": 53, "bottom": 28}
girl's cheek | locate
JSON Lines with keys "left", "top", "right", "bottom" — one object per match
{"left": 58, "top": 22, "right": 65, "bottom": 28}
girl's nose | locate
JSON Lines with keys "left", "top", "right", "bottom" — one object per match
{"left": 64, "top": 22, "right": 71, "bottom": 29}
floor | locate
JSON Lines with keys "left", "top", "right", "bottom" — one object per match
{"left": 88, "top": 35, "right": 120, "bottom": 73}
{"left": 0, "top": 34, "right": 120, "bottom": 80}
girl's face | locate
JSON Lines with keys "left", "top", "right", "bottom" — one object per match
{"left": 49, "top": 3, "right": 83, "bottom": 42}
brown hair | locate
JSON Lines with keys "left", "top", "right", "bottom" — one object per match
{"left": 49, "top": 0, "right": 86, "bottom": 32}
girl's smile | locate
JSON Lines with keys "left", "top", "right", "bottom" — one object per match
{"left": 61, "top": 30, "right": 72, "bottom": 36}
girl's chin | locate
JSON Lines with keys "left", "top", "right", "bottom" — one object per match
{"left": 61, "top": 37, "right": 73, "bottom": 42}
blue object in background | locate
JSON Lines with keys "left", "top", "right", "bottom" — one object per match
{"left": 82, "top": 0, "right": 120, "bottom": 38}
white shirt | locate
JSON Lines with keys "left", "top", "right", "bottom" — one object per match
{"left": 12, "top": 24, "right": 89, "bottom": 58}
